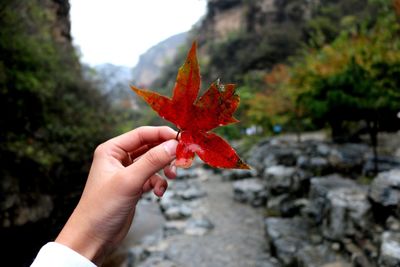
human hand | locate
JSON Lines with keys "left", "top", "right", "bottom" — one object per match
{"left": 55, "top": 126, "right": 178, "bottom": 265}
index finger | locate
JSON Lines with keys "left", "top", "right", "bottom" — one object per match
{"left": 109, "top": 126, "right": 177, "bottom": 153}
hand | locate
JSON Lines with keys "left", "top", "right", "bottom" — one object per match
{"left": 55, "top": 126, "right": 178, "bottom": 265}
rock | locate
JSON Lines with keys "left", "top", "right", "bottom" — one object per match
{"left": 363, "top": 156, "right": 400, "bottom": 176}
{"left": 321, "top": 262, "right": 352, "bottom": 267}
{"left": 125, "top": 246, "right": 149, "bottom": 267}
{"left": 137, "top": 254, "right": 178, "bottom": 267}
{"left": 184, "top": 217, "right": 214, "bottom": 236}
{"left": 263, "top": 165, "right": 297, "bottom": 193}
{"left": 386, "top": 216, "right": 400, "bottom": 231}
{"left": 328, "top": 143, "right": 369, "bottom": 175}
{"left": 267, "top": 194, "right": 309, "bottom": 217}
{"left": 265, "top": 217, "right": 311, "bottom": 265}
{"left": 255, "top": 256, "right": 282, "bottom": 267}
{"left": 176, "top": 168, "right": 198, "bottom": 179}
{"left": 379, "top": 231, "right": 400, "bottom": 267}
{"left": 296, "top": 244, "right": 343, "bottom": 267}
{"left": 233, "top": 178, "right": 267, "bottom": 207}
{"left": 176, "top": 186, "right": 207, "bottom": 200}
{"left": 369, "top": 169, "right": 400, "bottom": 209}
{"left": 308, "top": 174, "right": 359, "bottom": 223}
{"left": 323, "top": 186, "right": 371, "bottom": 240}
{"left": 164, "top": 205, "right": 192, "bottom": 220}
{"left": 221, "top": 168, "right": 258, "bottom": 181}
{"left": 317, "top": 144, "right": 331, "bottom": 156}
{"left": 248, "top": 140, "right": 300, "bottom": 172}
{"left": 159, "top": 191, "right": 179, "bottom": 211}
{"left": 298, "top": 156, "right": 331, "bottom": 174}
{"left": 163, "top": 221, "right": 186, "bottom": 237}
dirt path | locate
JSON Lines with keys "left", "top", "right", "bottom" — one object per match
{"left": 162, "top": 171, "right": 269, "bottom": 267}
{"left": 105, "top": 168, "right": 269, "bottom": 267}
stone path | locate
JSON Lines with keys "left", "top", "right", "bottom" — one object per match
{"left": 161, "top": 170, "right": 269, "bottom": 267}
{"left": 104, "top": 167, "right": 270, "bottom": 267}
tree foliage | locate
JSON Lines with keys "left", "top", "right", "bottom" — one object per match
{"left": 245, "top": 0, "right": 400, "bottom": 140}
{"left": 0, "top": 1, "right": 117, "bottom": 265}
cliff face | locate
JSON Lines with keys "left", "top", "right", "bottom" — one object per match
{"left": 132, "top": 32, "right": 188, "bottom": 87}
{"left": 198, "top": 0, "right": 315, "bottom": 45}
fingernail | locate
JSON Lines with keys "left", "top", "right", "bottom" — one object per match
{"left": 159, "top": 187, "right": 165, "bottom": 195}
{"left": 171, "top": 165, "right": 177, "bottom": 176}
{"left": 163, "top": 140, "right": 178, "bottom": 156}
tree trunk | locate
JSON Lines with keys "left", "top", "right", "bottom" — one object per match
{"left": 367, "top": 119, "right": 379, "bottom": 175}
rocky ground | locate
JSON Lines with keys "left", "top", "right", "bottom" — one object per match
{"left": 104, "top": 133, "right": 400, "bottom": 267}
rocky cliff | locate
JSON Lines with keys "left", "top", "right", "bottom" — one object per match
{"left": 132, "top": 32, "right": 188, "bottom": 87}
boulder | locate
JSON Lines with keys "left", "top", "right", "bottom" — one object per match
{"left": 379, "top": 231, "right": 400, "bottom": 267}
{"left": 308, "top": 174, "right": 359, "bottom": 224}
{"left": 265, "top": 217, "right": 311, "bottom": 265}
{"left": 363, "top": 156, "right": 400, "bottom": 177}
{"left": 296, "top": 244, "right": 344, "bottom": 267}
{"left": 323, "top": 186, "right": 371, "bottom": 240}
{"left": 233, "top": 178, "right": 267, "bottom": 207}
{"left": 263, "top": 165, "right": 296, "bottom": 193}
{"left": 328, "top": 143, "right": 369, "bottom": 175}
{"left": 369, "top": 169, "right": 400, "bottom": 210}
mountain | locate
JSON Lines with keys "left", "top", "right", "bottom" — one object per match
{"left": 132, "top": 32, "right": 188, "bottom": 87}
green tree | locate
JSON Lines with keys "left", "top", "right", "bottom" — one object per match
{"left": 0, "top": 1, "right": 117, "bottom": 265}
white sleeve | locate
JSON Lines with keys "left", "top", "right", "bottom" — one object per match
{"left": 31, "top": 242, "right": 97, "bottom": 267}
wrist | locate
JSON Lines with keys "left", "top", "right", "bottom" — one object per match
{"left": 55, "top": 210, "right": 108, "bottom": 266}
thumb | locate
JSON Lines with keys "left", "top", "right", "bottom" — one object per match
{"left": 122, "top": 139, "right": 178, "bottom": 189}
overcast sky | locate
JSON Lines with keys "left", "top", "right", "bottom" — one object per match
{"left": 69, "top": 0, "right": 206, "bottom": 67}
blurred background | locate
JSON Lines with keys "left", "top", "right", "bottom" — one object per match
{"left": 1, "top": 0, "right": 400, "bottom": 266}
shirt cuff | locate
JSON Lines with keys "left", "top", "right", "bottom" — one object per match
{"left": 31, "top": 242, "right": 97, "bottom": 267}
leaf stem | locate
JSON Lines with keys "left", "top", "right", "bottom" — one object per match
{"left": 176, "top": 130, "right": 181, "bottom": 141}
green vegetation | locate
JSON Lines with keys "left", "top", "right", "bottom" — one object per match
{"left": 153, "top": 0, "right": 399, "bottom": 141}
{"left": 0, "top": 2, "right": 121, "bottom": 264}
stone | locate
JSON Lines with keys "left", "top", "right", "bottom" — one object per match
{"left": 321, "top": 262, "right": 352, "bottom": 267}
{"left": 328, "top": 143, "right": 369, "bottom": 174}
{"left": 221, "top": 168, "right": 258, "bottom": 181}
{"left": 137, "top": 254, "right": 178, "bottom": 267}
{"left": 379, "top": 231, "right": 400, "bottom": 267}
{"left": 264, "top": 217, "right": 311, "bottom": 265}
{"left": 267, "top": 194, "right": 309, "bottom": 217}
{"left": 176, "top": 186, "right": 207, "bottom": 200}
{"left": 363, "top": 156, "right": 400, "bottom": 176}
{"left": 317, "top": 143, "right": 331, "bottom": 156}
{"left": 323, "top": 186, "right": 371, "bottom": 240}
{"left": 176, "top": 168, "right": 198, "bottom": 179}
{"left": 263, "top": 165, "right": 296, "bottom": 193}
{"left": 386, "top": 216, "right": 400, "bottom": 231}
{"left": 296, "top": 244, "right": 342, "bottom": 267}
{"left": 308, "top": 174, "right": 358, "bottom": 223}
{"left": 255, "top": 256, "right": 282, "bottom": 267}
{"left": 184, "top": 217, "right": 214, "bottom": 236}
{"left": 125, "top": 246, "right": 149, "bottom": 267}
{"left": 369, "top": 169, "right": 400, "bottom": 208}
{"left": 164, "top": 205, "right": 192, "bottom": 220}
{"left": 233, "top": 178, "right": 267, "bottom": 207}
{"left": 159, "top": 191, "right": 179, "bottom": 211}
{"left": 297, "top": 154, "right": 331, "bottom": 174}
{"left": 163, "top": 221, "right": 186, "bottom": 237}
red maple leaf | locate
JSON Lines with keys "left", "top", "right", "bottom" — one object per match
{"left": 130, "top": 42, "right": 250, "bottom": 169}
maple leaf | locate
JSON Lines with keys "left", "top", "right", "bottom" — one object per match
{"left": 130, "top": 42, "right": 250, "bottom": 169}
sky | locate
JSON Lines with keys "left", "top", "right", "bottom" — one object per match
{"left": 69, "top": 0, "right": 207, "bottom": 68}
